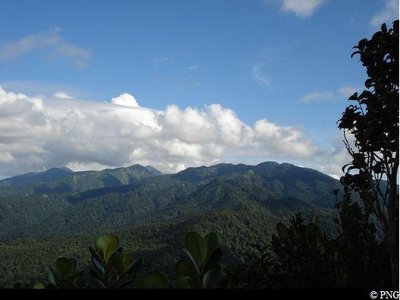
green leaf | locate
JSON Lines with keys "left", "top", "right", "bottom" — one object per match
{"left": 89, "top": 246, "right": 103, "bottom": 263}
{"left": 95, "top": 234, "right": 119, "bottom": 262}
{"left": 276, "top": 223, "right": 289, "bottom": 239}
{"left": 48, "top": 267, "right": 59, "bottom": 286}
{"left": 91, "top": 256, "right": 105, "bottom": 274}
{"left": 204, "top": 248, "right": 222, "bottom": 273}
{"left": 33, "top": 282, "right": 46, "bottom": 289}
{"left": 202, "top": 264, "right": 222, "bottom": 289}
{"left": 176, "top": 259, "right": 201, "bottom": 287}
{"left": 176, "top": 260, "right": 197, "bottom": 277}
{"left": 184, "top": 232, "right": 207, "bottom": 264}
{"left": 55, "top": 257, "right": 77, "bottom": 278}
{"left": 175, "top": 276, "right": 192, "bottom": 288}
{"left": 127, "top": 257, "right": 143, "bottom": 274}
{"left": 205, "top": 232, "right": 219, "bottom": 258}
{"left": 351, "top": 50, "right": 361, "bottom": 58}
{"left": 111, "top": 252, "right": 123, "bottom": 274}
{"left": 121, "top": 253, "right": 133, "bottom": 269}
{"left": 348, "top": 92, "right": 358, "bottom": 100}
{"left": 357, "top": 38, "right": 368, "bottom": 50}
{"left": 179, "top": 249, "right": 200, "bottom": 274}
{"left": 139, "top": 272, "right": 169, "bottom": 289}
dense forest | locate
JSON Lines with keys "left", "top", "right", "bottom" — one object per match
{"left": 0, "top": 161, "right": 339, "bottom": 285}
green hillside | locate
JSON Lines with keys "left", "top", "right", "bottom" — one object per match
{"left": 0, "top": 161, "right": 340, "bottom": 285}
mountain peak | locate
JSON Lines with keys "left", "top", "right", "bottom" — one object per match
{"left": 144, "top": 166, "right": 162, "bottom": 175}
{"left": 255, "top": 161, "right": 280, "bottom": 168}
{"left": 58, "top": 167, "right": 73, "bottom": 173}
{"left": 45, "top": 167, "right": 73, "bottom": 174}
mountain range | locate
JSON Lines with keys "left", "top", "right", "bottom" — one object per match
{"left": 0, "top": 161, "right": 340, "bottom": 238}
{"left": 0, "top": 161, "right": 342, "bottom": 284}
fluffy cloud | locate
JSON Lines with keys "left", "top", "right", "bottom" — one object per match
{"left": 370, "top": 0, "right": 399, "bottom": 28}
{"left": 111, "top": 93, "right": 139, "bottom": 107}
{"left": 0, "top": 87, "right": 323, "bottom": 177}
{"left": 265, "top": 0, "right": 327, "bottom": 18}
{"left": 0, "top": 28, "right": 91, "bottom": 69}
{"left": 315, "top": 146, "right": 351, "bottom": 180}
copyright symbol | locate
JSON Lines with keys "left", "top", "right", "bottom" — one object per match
{"left": 370, "top": 291, "right": 378, "bottom": 299}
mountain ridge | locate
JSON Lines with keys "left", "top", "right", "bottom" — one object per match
{"left": 0, "top": 160, "right": 341, "bottom": 240}
{"left": 0, "top": 161, "right": 342, "bottom": 284}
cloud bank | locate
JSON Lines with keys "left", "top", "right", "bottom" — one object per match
{"left": 0, "top": 87, "right": 324, "bottom": 177}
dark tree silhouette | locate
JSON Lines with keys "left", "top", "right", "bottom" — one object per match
{"left": 338, "top": 20, "right": 399, "bottom": 288}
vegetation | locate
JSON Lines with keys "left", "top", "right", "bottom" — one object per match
{"left": 0, "top": 20, "right": 397, "bottom": 290}
{"left": 230, "top": 19, "right": 399, "bottom": 290}
{"left": 0, "top": 161, "right": 339, "bottom": 285}
{"left": 0, "top": 161, "right": 339, "bottom": 241}
{"left": 338, "top": 19, "right": 399, "bottom": 287}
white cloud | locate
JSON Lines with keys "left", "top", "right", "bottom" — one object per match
{"left": 301, "top": 86, "right": 358, "bottom": 103}
{"left": 0, "top": 80, "right": 84, "bottom": 98}
{"left": 0, "top": 28, "right": 91, "bottom": 68}
{"left": 252, "top": 61, "right": 271, "bottom": 88}
{"left": 54, "top": 92, "right": 74, "bottom": 99}
{"left": 370, "top": 0, "right": 399, "bottom": 28}
{"left": 0, "top": 151, "right": 15, "bottom": 163}
{"left": 301, "top": 91, "right": 334, "bottom": 103}
{"left": 111, "top": 93, "right": 139, "bottom": 107}
{"left": 65, "top": 161, "right": 110, "bottom": 172}
{"left": 265, "top": 0, "right": 327, "bottom": 18}
{"left": 316, "top": 144, "right": 352, "bottom": 180}
{"left": 337, "top": 86, "right": 358, "bottom": 97}
{"left": 252, "top": 50, "right": 275, "bottom": 88}
{"left": 0, "top": 86, "right": 322, "bottom": 177}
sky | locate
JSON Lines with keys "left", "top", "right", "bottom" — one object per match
{"left": 0, "top": 0, "right": 398, "bottom": 178}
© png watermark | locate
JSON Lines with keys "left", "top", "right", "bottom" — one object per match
{"left": 370, "top": 291, "right": 399, "bottom": 299}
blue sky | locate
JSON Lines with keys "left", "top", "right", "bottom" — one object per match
{"left": 0, "top": 0, "right": 398, "bottom": 177}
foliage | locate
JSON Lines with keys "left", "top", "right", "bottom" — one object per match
{"left": 0, "top": 161, "right": 338, "bottom": 286}
{"left": 47, "top": 257, "right": 83, "bottom": 288}
{"left": 175, "top": 232, "right": 225, "bottom": 288}
{"left": 32, "top": 231, "right": 225, "bottom": 289}
{"left": 333, "top": 189, "right": 390, "bottom": 289}
{"left": 229, "top": 213, "right": 337, "bottom": 288}
{"left": 129, "top": 231, "right": 226, "bottom": 289}
{"left": 42, "top": 234, "right": 143, "bottom": 288}
{"left": 229, "top": 19, "right": 399, "bottom": 290}
{"left": 0, "top": 161, "right": 339, "bottom": 241}
{"left": 88, "top": 234, "right": 144, "bottom": 288}
{"left": 338, "top": 19, "right": 399, "bottom": 287}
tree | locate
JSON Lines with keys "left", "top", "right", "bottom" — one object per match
{"left": 228, "top": 213, "right": 337, "bottom": 289}
{"left": 338, "top": 20, "right": 399, "bottom": 288}
{"left": 334, "top": 188, "right": 388, "bottom": 289}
